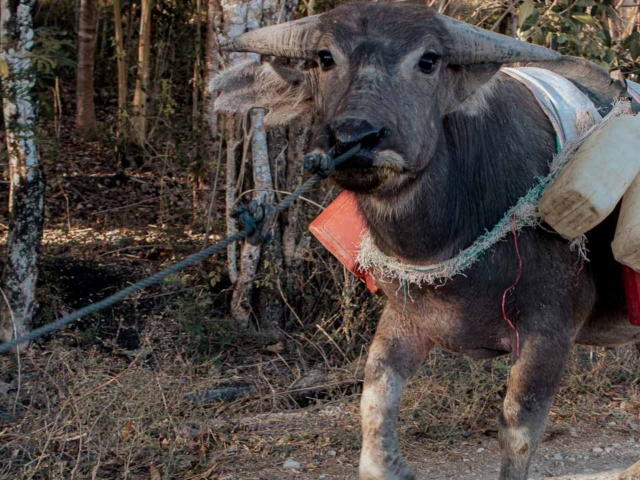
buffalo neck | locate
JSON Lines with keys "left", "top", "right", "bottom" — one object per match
{"left": 357, "top": 76, "right": 557, "bottom": 264}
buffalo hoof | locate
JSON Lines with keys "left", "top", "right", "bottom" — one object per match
{"left": 620, "top": 461, "right": 640, "bottom": 480}
{"left": 359, "top": 457, "right": 415, "bottom": 480}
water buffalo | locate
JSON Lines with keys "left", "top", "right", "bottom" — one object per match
{"left": 213, "top": 3, "right": 640, "bottom": 479}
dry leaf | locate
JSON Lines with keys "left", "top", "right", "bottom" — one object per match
{"left": 149, "top": 463, "right": 161, "bottom": 480}
{"left": 122, "top": 419, "right": 133, "bottom": 441}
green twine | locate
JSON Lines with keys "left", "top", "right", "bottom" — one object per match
{"left": 480, "top": 252, "right": 492, "bottom": 281}
{"left": 402, "top": 280, "right": 409, "bottom": 315}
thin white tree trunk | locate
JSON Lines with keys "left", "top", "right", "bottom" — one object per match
{"left": 231, "top": 109, "right": 274, "bottom": 326}
{"left": 113, "top": 0, "right": 127, "bottom": 137}
{"left": 222, "top": 0, "right": 278, "bottom": 326}
{"left": 76, "top": 0, "right": 98, "bottom": 138}
{"left": 200, "top": 0, "right": 222, "bottom": 236}
{"left": 225, "top": 115, "right": 239, "bottom": 284}
{"left": 0, "top": 0, "right": 45, "bottom": 346}
{"left": 132, "top": 0, "right": 152, "bottom": 146}
{"left": 220, "top": 0, "right": 263, "bottom": 288}
{"left": 204, "top": 0, "right": 220, "bottom": 141}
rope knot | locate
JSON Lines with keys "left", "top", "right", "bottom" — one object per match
{"left": 304, "top": 151, "right": 335, "bottom": 178}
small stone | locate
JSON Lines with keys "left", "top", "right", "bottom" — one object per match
{"left": 570, "top": 428, "right": 579, "bottom": 438}
{"left": 463, "top": 458, "right": 470, "bottom": 462}
{"left": 613, "top": 443, "right": 622, "bottom": 449}
{"left": 569, "top": 457, "right": 576, "bottom": 462}
{"left": 477, "top": 448, "right": 485, "bottom": 453}
{"left": 605, "top": 447, "right": 613, "bottom": 453}
{"left": 283, "top": 459, "right": 301, "bottom": 470}
{"left": 319, "top": 475, "right": 328, "bottom": 479}
{"left": 327, "top": 450, "right": 337, "bottom": 457}
{"left": 592, "top": 447, "right": 603, "bottom": 453}
{"left": 554, "top": 454, "right": 564, "bottom": 460}
{"left": 322, "top": 458, "right": 337, "bottom": 467}
{"left": 608, "top": 421, "right": 617, "bottom": 426}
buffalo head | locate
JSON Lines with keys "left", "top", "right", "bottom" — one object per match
{"left": 213, "top": 3, "right": 559, "bottom": 196}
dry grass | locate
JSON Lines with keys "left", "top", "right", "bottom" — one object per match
{"left": 2, "top": 330, "right": 640, "bottom": 480}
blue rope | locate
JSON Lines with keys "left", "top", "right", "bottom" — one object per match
{"left": 0, "top": 145, "right": 361, "bottom": 354}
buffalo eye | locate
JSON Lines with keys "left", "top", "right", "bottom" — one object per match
{"left": 417, "top": 51, "right": 440, "bottom": 74}
{"left": 318, "top": 50, "right": 335, "bottom": 71}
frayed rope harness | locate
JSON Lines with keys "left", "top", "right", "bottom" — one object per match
{"left": 357, "top": 68, "right": 637, "bottom": 288}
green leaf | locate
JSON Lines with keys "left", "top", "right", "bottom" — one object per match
{"left": 631, "top": 39, "right": 640, "bottom": 60}
{"left": 599, "top": 28, "right": 612, "bottom": 47}
{"left": 0, "top": 58, "right": 8, "bottom": 77}
{"left": 557, "top": 33, "right": 567, "bottom": 44}
{"left": 518, "top": 0, "right": 537, "bottom": 28}
{"left": 604, "top": 49, "right": 615, "bottom": 63}
{"left": 531, "top": 26, "right": 546, "bottom": 45}
{"left": 601, "top": 5, "right": 618, "bottom": 20}
{"left": 574, "top": 0, "right": 595, "bottom": 6}
{"left": 572, "top": 13, "right": 593, "bottom": 24}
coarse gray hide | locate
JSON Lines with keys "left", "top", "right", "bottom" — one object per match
{"left": 213, "top": 3, "right": 640, "bottom": 480}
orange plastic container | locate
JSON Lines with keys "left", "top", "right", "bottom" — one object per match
{"left": 310, "top": 191, "right": 382, "bottom": 295}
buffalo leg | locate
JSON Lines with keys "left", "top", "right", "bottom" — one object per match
{"left": 499, "top": 332, "right": 572, "bottom": 480}
{"left": 620, "top": 460, "right": 640, "bottom": 479}
{"left": 359, "top": 306, "right": 433, "bottom": 480}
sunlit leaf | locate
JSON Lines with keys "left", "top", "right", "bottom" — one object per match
{"left": 518, "top": 0, "right": 537, "bottom": 28}
{"left": 572, "top": 13, "right": 593, "bottom": 24}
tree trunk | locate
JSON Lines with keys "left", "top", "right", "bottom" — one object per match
{"left": 224, "top": 0, "right": 276, "bottom": 328}
{"left": 113, "top": 0, "right": 127, "bottom": 137}
{"left": 76, "top": 0, "right": 98, "bottom": 138}
{"left": 204, "top": 0, "right": 220, "bottom": 142}
{"left": 192, "top": 0, "right": 202, "bottom": 129}
{"left": 225, "top": 115, "right": 240, "bottom": 284}
{"left": 231, "top": 109, "right": 274, "bottom": 328}
{"left": 220, "top": 0, "right": 262, "bottom": 289}
{"left": 282, "top": 116, "right": 312, "bottom": 269}
{"left": 224, "top": 0, "right": 286, "bottom": 332}
{"left": 198, "top": 0, "right": 222, "bottom": 234}
{"left": 132, "top": 0, "right": 152, "bottom": 146}
{"left": 0, "top": 0, "right": 45, "bottom": 347}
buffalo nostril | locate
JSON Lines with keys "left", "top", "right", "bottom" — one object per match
{"left": 329, "top": 118, "right": 385, "bottom": 154}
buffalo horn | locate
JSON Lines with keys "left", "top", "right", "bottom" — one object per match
{"left": 220, "top": 15, "right": 322, "bottom": 59}
{"left": 437, "top": 14, "right": 561, "bottom": 65}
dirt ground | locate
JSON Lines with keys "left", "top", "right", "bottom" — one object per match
{"left": 241, "top": 420, "right": 640, "bottom": 480}
{"left": 3, "top": 339, "right": 640, "bottom": 480}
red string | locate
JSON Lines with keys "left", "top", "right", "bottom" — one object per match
{"left": 501, "top": 214, "right": 522, "bottom": 357}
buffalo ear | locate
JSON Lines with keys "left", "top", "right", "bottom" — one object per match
{"left": 443, "top": 63, "right": 501, "bottom": 114}
{"left": 213, "top": 60, "right": 314, "bottom": 126}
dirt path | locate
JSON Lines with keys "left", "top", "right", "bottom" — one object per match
{"left": 231, "top": 422, "right": 640, "bottom": 480}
